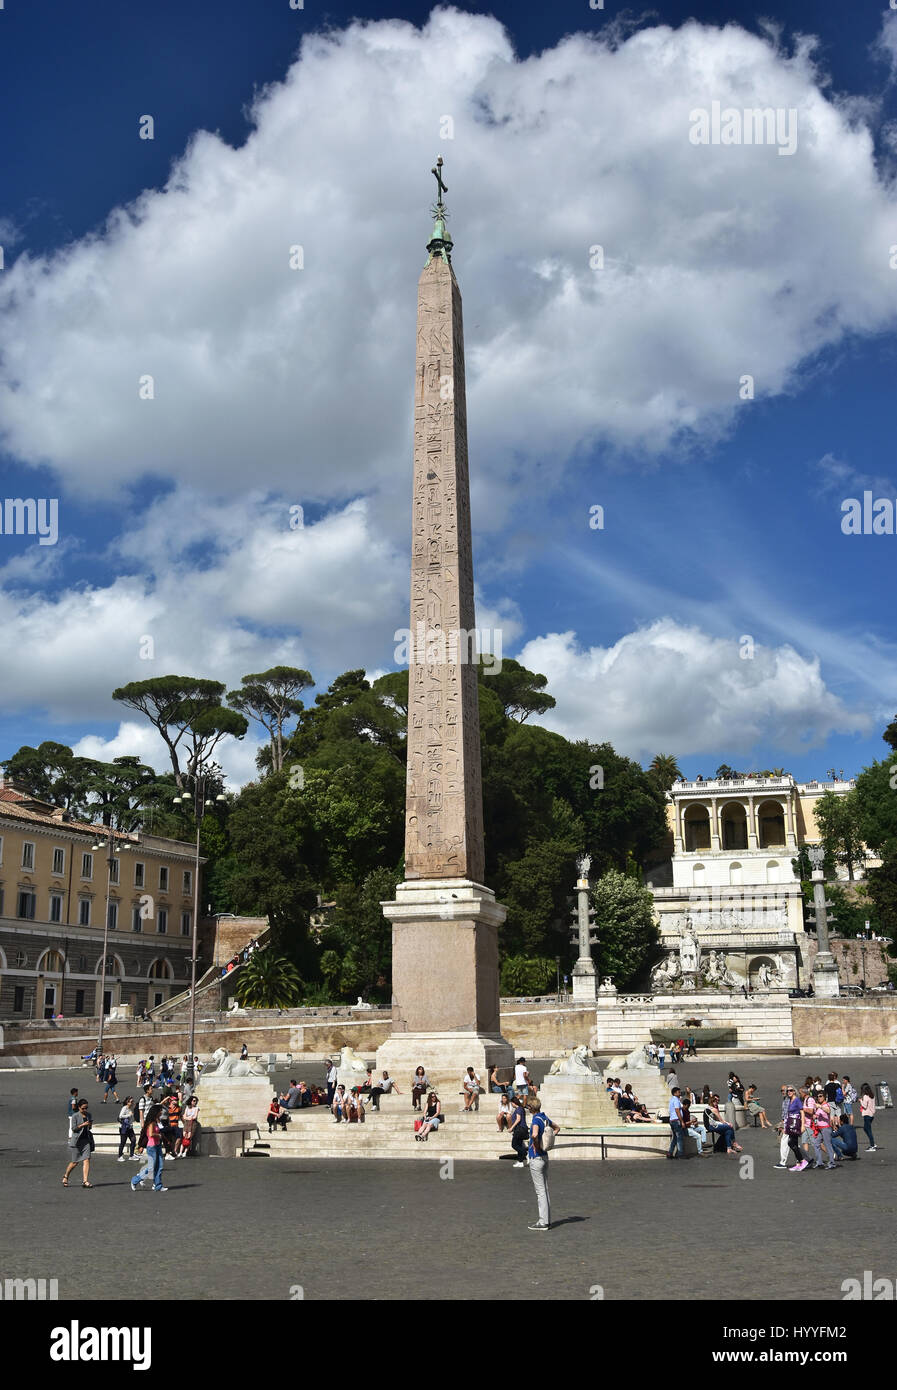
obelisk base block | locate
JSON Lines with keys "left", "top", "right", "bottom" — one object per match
{"left": 572, "top": 958, "right": 598, "bottom": 1004}
{"left": 378, "top": 878, "right": 513, "bottom": 1090}
{"left": 812, "top": 952, "right": 841, "bottom": 998}
{"left": 375, "top": 1032, "right": 514, "bottom": 1097}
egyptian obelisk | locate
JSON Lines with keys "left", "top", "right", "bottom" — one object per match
{"left": 376, "top": 160, "right": 513, "bottom": 1087}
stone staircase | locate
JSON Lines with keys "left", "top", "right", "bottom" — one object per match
{"left": 247, "top": 1089, "right": 677, "bottom": 1161}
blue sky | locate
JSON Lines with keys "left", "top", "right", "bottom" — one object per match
{"left": 1, "top": 0, "right": 896, "bottom": 787}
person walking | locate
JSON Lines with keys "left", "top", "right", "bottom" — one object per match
{"left": 841, "top": 1076, "right": 856, "bottom": 1123}
{"left": 773, "top": 1084, "right": 792, "bottom": 1168}
{"left": 131, "top": 1103, "right": 168, "bottom": 1192}
{"left": 686, "top": 1033, "right": 697, "bottom": 1058}
{"left": 508, "top": 1095, "right": 529, "bottom": 1167}
{"left": 102, "top": 1056, "right": 120, "bottom": 1104}
{"left": 657, "top": 1044, "right": 666, "bottom": 1075}
{"left": 667, "top": 1086, "right": 686, "bottom": 1159}
{"left": 803, "top": 1089, "right": 837, "bottom": 1169}
{"left": 527, "top": 1103, "right": 560, "bottom": 1231}
{"left": 63, "top": 1099, "right": 95, "bottom": 1187}
{"left": 860, "top": 1084, "right": 879, "bottom": 1152}
{"left": 117, "top": 1097, "right": 137, "bottom": 1161}
{"left": 783, "top": 1086, "right": 808, "bottom": 1171}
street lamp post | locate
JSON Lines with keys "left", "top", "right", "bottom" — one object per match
{"left": 173, "top": 772, "right": 225, "bottom": 1082}
{"left": 93, "top": 829, "right": 131, "bottom": 1054}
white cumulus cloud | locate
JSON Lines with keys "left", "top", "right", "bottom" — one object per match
{"left": 518, "top": 619, "right": 869, "bottom": 759}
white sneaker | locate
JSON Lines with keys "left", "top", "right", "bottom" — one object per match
{"left": 154, "top": 1187, "right": 169, "bottom": 1193}
{"left": 772, "top": 1163, "right": 787, "bottom": 1169}
{"left": 513, "top": 1161, "right": 525, "bottom": 1168}
{"left": 117, "top": 1156, "right": 126, "bottom": 1162}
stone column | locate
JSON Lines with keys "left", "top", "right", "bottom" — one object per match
{"left": 377, "top": 164, "right": 513, "bottom": 1089}
{"left": 747, "top": 796, "right": 759, "bottom": 850}
{"left": 571, "top": 855, "right": 597, "bottom": 1003}
{"left": 710, "top": 796, "right": 721, "bottom": 851}
{"left": 807, "top": 846, "right": 839, "bottom": 997}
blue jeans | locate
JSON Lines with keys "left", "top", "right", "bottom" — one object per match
{"left": 712, "top": 1122, "right": 736, "bottom": 1151}
{"left": 863, "top": 1117, "right": 875, "bottom": 1147}
{"left": 831, "top": 1134, "right": 856, "bottom": 1159}
{"left": 132, "top": 1146, "right": 165, "bottom": 1190}
{"left": 668, "top": 1120, "right": 685, "bottom": 1157}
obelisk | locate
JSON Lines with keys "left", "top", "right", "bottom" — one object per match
{"left": 376, "top": 159, "right": 513, "bottom": 1088}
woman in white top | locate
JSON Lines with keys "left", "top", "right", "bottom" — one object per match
{"left": 496, "top": 1094, "right": 512, "bottom": 1132}
{"left": 411, "top": 1066, "right": 429, "bottom": 1112}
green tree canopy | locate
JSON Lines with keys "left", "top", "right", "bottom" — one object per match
{"left": 591, "top": 869, "right": 661, "bottom": 989}
{"left": 234, "top": 950, "right": 303, "bottom": 1009}
{"left": 227, "top": 666, "right": 313, "bottom": 772}
{"left": 813, "top": 789, "right": 865, "bottom": 880}
{"left": 111, "top": 676, "right": 241, "bottom": 788}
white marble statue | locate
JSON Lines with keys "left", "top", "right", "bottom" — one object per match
{"left": 606, "top": 1044, "right": 651, "bottom": 1073}
{"left": 335, "top": 1043, "right": 369, "bottom": 1075}
{"left": 650, "top": 953, "right": 681, "bottom": 989}
{"left": 548, "top": 1044, "right": 594, "bottom": 1076}
{"left": 207, "top": 1047, "right": 267, "bottom": 1078}
{"left": 679, "top": 919, "right": 699, "bottom": 974}
{"left": 353, "top": 996, "right": 373, "bottom": 1010}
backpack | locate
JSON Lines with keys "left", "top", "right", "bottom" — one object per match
{"left": 835, "top": 1086, "right": 844, "bottom": 1104}
{"left": 534, "top": 1115, "right": 555, "bottom": 1152}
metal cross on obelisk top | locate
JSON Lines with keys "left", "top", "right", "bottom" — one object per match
{"left": 431, "top": 155, "right": 448, "bottom": 206}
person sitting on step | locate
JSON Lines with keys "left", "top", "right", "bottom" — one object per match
{"left": 462, "top": 1067, "right": 482, "bottom": 1111}
{"left": 416, "top": 1092, "right": 442, "bottom": 1141}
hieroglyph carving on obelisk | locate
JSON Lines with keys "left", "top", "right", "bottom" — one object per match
{"left": 405, "top": 157, "right": 485, "bottom": 884}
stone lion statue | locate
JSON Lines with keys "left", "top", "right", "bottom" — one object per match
{"left": 606, "top": 1044, "right": 651, "bottom": 1073}
{"left": 335, "top": 1044, "right": 369, "bottom": 1075}
{"left": 208, "top": 1047, "right": 267, "bottom": 1078}
{"left": 548, "top": 1044, "right": 594, "bottom": 1076}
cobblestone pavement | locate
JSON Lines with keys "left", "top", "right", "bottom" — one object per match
{"left": 1, "top": 1055, "right": 892, "bottom": 1301}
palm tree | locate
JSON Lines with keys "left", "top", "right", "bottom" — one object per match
{"left": 647, "top": 754, "right": 682, "bottom": 791}
{"left": 233, "top": 950, "right": 302, "bottom": 1009}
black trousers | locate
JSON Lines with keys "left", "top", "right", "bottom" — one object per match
{"left": 511, "top": 1127, "right": 528, "bottom": 1160}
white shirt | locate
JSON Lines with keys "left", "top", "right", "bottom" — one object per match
{"left": 326, "top": 1065, "right": 337, "bottom": 1083}
{"left": 514, "top": 1064, "right": 528, "bottom": 1085}
{"left": 463, "top": 1072, "right": 481, "bottom": 1091}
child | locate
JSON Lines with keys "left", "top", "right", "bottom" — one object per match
{"left": 117, "top": 1097, "right": 137, "bottom": 1161}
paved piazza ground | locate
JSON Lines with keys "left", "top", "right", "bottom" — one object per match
{"left": 1, "top": 1055, "right": 892, "bottom": 1302}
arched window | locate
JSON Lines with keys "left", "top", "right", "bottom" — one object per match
{"left": 766, "top": 859, "right": 780, "bottom": 884}
{"left": 758, "top": 800, "right": 786, "bottom": 849}
{"left": 721, "top": 803, "right": 748, "bottom": 851}
{"left": 37, "top": 949, "right": 65, "bottom": 974}
{"left": 684, "top": 804, "right": 712, "bottom": 852}
{"left": 148, "top": 959, "right": 172, "bottom": 980}
{"left": 729, "top": 861, "right": 743, "bottom": 886}
{"left": 692, "top": 863, "right": 706, "bottom": 886}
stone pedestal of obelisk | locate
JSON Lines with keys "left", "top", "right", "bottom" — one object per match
{"left": 376, "top": 161, "right": 513, "bottom": 1091}
{"left": 807, "top": 847, "right": 840, "bottom": 998}
{"left": 570, "top": 854, "right": 598, "bottom": 1004}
